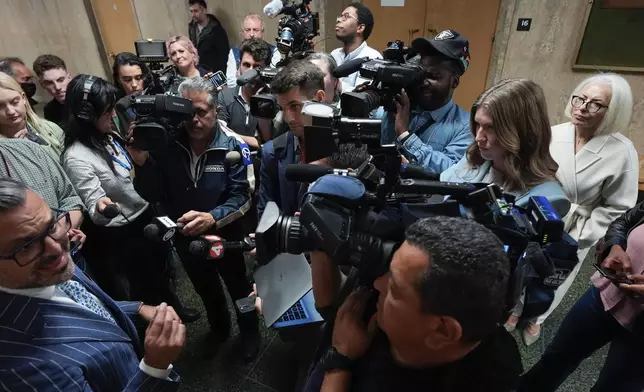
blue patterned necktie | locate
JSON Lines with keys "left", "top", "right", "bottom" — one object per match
{"left": 59, "top": 280, "right": 117, "bottom": 325}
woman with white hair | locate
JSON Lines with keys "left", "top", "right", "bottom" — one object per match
{"left": 507, "top": 73, "right": 639, "bottom": 345}
{"left": 164, "top": 35, "right": 209, "bottom": 95}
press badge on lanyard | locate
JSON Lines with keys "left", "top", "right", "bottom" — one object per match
{"left": 111, "top": 139, "right": 134, "bottom": 178}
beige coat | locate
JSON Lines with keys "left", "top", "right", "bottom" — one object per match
{"left": 550, "top": 122, "right": 639, "bottom": 251}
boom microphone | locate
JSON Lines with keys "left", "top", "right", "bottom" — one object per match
{"left": 263, "top": 0, "right": 284, "bottom": 18}
{"left": 102, "top": 203, "right": 121, "bottom": 219}
{"left": 332, "top": 57, "right": 371, "bottom": 78}
{"left": 237, "top": 69, "right": 260, "bottom": 87}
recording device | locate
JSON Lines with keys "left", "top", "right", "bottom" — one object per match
{"left": 236, "top": 296, "right": 258, "bottom": 314}
{"left": 593, "top": 263, "right": 634, "bottom": 285}
{"left": 237, "top": 67, "right": 282, "bottom": 120}
{"left": 264, "top": 0, "right": 319, "bottom": 56}
{"left": 188, "top": 235, "right": 256, "bottom": 259}
{"left": 129, "top": 94, "right": 194, "bottom": 151}
{"left": 336, "top": 40, "right": 424, "bottom": 117}
{"left": 143, "top": 216, "right": 185, "bottom": 242}
{"left": 134, "top": 39, "right": 177, "bottom": 95}
{"left": 101, "top": 203, "right": 121, "bottom": 219}
{"left": 205, "top": 70, "right": 227, "bottom": 89}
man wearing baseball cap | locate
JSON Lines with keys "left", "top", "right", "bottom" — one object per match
{"left": 380, "top": 29, "right": 473, "bottom": 175}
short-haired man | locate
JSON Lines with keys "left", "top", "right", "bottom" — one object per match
{"left": 188, "top": 0, "right": 230, "bottom": 74}
{"left": 304, "top": 216, "right": 522, "bottom": 392}
{"left": 225, "top": 13, "right": 281, "bottom": 88}
{"left": 218, "top": 38, "right": 273, "bottom": 139}
{"left": 257, "top": 60, "right": 327, "bottom": 218}
{"left": 0, "top": 57, "right": 38, "bottom": 106}
{"left": 0, "top": 178, "right": 185, "bottom": 391}
{"left": 307, "top": 52, "right": 342, "bottom": 106}
{"left": 331, "top": 2, "right": 382, "bottom": 92}
{"left": 134, "top": 77, "right": 260, "bottom": 360}
{"left": 33, "top": 54, "right": 72, "bottom": 127}
{"left": 379, "top": 30, "right": 473, "bottom": 174}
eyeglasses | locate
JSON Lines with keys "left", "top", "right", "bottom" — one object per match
{"left": 0, "top": 209, "right": 71, "bottom": 267}
{"left": 337, "top": 13, "right": 358, "bottom": 22}
{"left": 571, "top": 95, "right": 607, "bottom": 114}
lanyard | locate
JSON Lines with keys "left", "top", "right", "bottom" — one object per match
{"left": 109, "top": 139, "right": 133, "bottom": 172}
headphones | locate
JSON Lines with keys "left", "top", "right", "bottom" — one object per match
{"left": 75, "top": 75, "right": 97, "bottom": 122}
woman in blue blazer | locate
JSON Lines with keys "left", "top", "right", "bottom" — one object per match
{"left": 441, "top": 78, "right": 570, "bottom": 218}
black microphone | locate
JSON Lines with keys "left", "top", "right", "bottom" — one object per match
{"left": 400, "top": 164, "right": 440, "bottom": 181}
{"left": 332, "top": 57, "right": 371, "bottom": 78}
{"left": 188, "top": 235, "right": 255, "bottom": 259}
{"left": 102, "top": 203, "right": 121, "bottom": 219}
{"left": 285, "top": 164, "right": 360, "bottom": 183}
{"left": 237, "top": 68, "right": 260, "bottom": 86}
{"left": 143, "top": 217, "right": 185, "bottom": 242}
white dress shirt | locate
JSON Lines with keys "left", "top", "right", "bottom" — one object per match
{"left": 0, "top": 283, "right": 172, "bottom": 380}
{"left": 330, "top": 41, "right": 383, "bottom": 93}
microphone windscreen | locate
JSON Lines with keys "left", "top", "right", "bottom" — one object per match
{"left": 332, "top": 57, "right": 371, "bottom": 78}
{"left": 237, "top": 68, "right": 260, "bottom": 86}
{"left": 102, "top": 204, "right": 121, "bottom": 219}
{"left": 285, "top": 164, "right": 332, "bottom": 183}
{"left": 188, "top": 240, "right": 206, "bottom": 255}
{"left": 263, "top": 0, "right": 284, "bottom": 18}
{"left": 226, "top": 151, "right": 242, "bottom": 166}
{"left": 143, "top": 224, "right": 160, "bottom": 240}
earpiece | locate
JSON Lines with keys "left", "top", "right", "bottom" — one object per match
{"left": 75, "top": 76, "right": 97, "bottom": 122}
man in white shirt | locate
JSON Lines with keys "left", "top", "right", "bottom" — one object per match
{"left": 331, "top": 3, "right": 382, "bottom": 93}
{"left": 0, "top": 178, "right": 186, "bottom": 391}
{"left": 226, "top": 13, "right": 282, "bottom": 88}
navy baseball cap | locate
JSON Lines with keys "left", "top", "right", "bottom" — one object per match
{"left": 411, "top": 30, "right": 471, "bottom": 74}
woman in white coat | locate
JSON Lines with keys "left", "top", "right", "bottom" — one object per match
{"left": 509, "top": 73, "right": 639, "bottom": 345}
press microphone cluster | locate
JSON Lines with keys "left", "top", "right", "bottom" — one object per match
{"left": 143, "top": 216, "right": 185, "bottom": 242}
{"left": 188, "top": 235, "right": 256, "bottom": 259}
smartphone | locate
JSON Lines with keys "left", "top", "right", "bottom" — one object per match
{"left": 235, "top": 295, "right": 257, "bottom": 314}
{"left": 206, "top": 70, "right": 227, "bottom": 88}
{"left": 593, "top": 263, "right": 634, "bottom": 285}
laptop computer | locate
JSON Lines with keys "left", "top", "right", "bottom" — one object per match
{"left": 253, "top": 253, "right": 324, "bottom": 329}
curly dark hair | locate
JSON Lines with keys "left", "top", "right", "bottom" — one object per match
{"left": 239, "top": 38, "right": 272, "bottom": 66}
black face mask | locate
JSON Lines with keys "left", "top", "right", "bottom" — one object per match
{"left": 20, "top": 82, "right": 37, "bottom": 98}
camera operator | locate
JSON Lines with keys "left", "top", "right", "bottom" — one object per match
{"left": 331, "top": 3, "right": 382, "bottom": 92}
{"left": 164, "top": 36, "right": 210, "bottom": 96}
{"left": 61, "top": 75, "right": 198, "bottom": 321}
{"left": 218, "top": 38, "right": 273, "bottom": 142}
{"left": 257, "top": 60, "right": 328, "bottom": 218}
{"left": 112, "top": 52, "right": 151, "bottom": 137}
{"left": 134, "top": 77, "right": 260, "bottom": 360}
{"left": 378, "top": 30, "right": 472, "bottom": 174}
{"left": 303, "top": 216, "right": 522, "bottom": 392}
{"left": 225, "top": 13, "right": 281, "bottom": 88}
{"left": 440, "top": 79, "right": 570, "bottom": 218}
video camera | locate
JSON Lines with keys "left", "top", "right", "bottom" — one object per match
{"left": 237, "top": 67, "right": 282, "bottom": 120}
{"left": 272, "top": 0, "right": 319, "bottom": 56}
{"left": 134, "top": 39, "right": 178, "bottom": 95}
{"left": 336, "top": 40, "right": 424, "bottom": 118}
{"left": 128, "top": 94, "right": 194, "bottom": 151}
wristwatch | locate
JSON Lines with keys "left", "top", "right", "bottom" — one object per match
{"left": 319, "top": 347, "right": 357, "bottom": 372}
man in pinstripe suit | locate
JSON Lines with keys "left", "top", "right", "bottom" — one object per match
{"left": 0, "top": 178, "right": 186, "bottom": 391}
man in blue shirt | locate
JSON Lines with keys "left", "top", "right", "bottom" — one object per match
{"left": 380, "top": 30, "right": 473, "bottom": 174}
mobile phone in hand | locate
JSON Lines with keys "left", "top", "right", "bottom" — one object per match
{"left": 236, "top": 295, "right": 257, "bottom": 314}
{"left": 593, "top": 263, "right": 634, "bottom": 285}
{"left": 207, "top": 71, "right": 226, "bottom": 88}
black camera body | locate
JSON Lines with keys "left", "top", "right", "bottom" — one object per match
{"left": 134, "top": 39, "right": 178, "bottom": 95}
{"left": 238, "top": 67, "right": 283, "bottom": 119}
{"left": 129, "top": 94, "right": 194, "bottom": 151}
{"left": 340, "top": 40, "right": 424, "bottom": 118}
{"left": 275, "top": 0, "right": 320, "bottom": 56}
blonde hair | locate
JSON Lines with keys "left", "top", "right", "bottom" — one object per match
{"left": 0, "top": 72, "right": 44, "bottom": 133}
{"left": 243, "top": 13, "right": 265, "bottom": 31}
{"left": 166, "top": 36, "right": 200, "bottom": 66}
{"left": 565, "top": 73, "right": 633, "bottom": 136}
{"left": 467, "top": 78, "right": 559, "bottom": 192}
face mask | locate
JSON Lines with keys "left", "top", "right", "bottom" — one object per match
{"left": 20, "top": 82, "right": 37, "bottom": 98}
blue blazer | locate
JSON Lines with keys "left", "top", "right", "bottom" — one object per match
{"left": 257, "top": 131, "right": 300, "bottom": 218}
{"left": 440, "top": 158, "right": 571, "bottom": 218}
{"left": 0, "top": 268, "right": 180, "bottom": 391}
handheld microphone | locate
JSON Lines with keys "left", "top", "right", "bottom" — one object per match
{"left": 143, "top": 216, "right": 185, "bottom": 242}
{"left": 237, "top": 69, "right": 260, "bottom": 87}
{"left": 188, "top": 235, "right": 256, "bottom": 259}
{"left": 332, "top": 57, "right": 371, "bottom": 78}
{"left": 285, "top": 164, "right": 359, "bottom": 183}
{"left": 102, "top": 203, "right": 121, "bottom": 219}
{"left": 263, "top": 0, "right": 284, "bottom": 18}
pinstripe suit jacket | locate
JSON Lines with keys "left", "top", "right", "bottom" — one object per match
{"left": 0, "top": 268, "right": 181, "bottom": 391}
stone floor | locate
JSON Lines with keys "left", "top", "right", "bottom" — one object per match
{"left": 173, "top": 253, "right": 606, "bottom": 391}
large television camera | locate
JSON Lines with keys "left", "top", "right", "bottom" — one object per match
{"left": 134, "top": 39, "right": 178, "bottom": 95}
{"left": 336, "top": 40, "right": 424, "bottom": 118}
{"left": 128, "top": 94, "right": 193, "bottom": 151}
{"left": 271, "top": 0, "right": 319, "bottom": 56}
{"left": 237, "top": 67, "right": 282, "bottom": 120}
